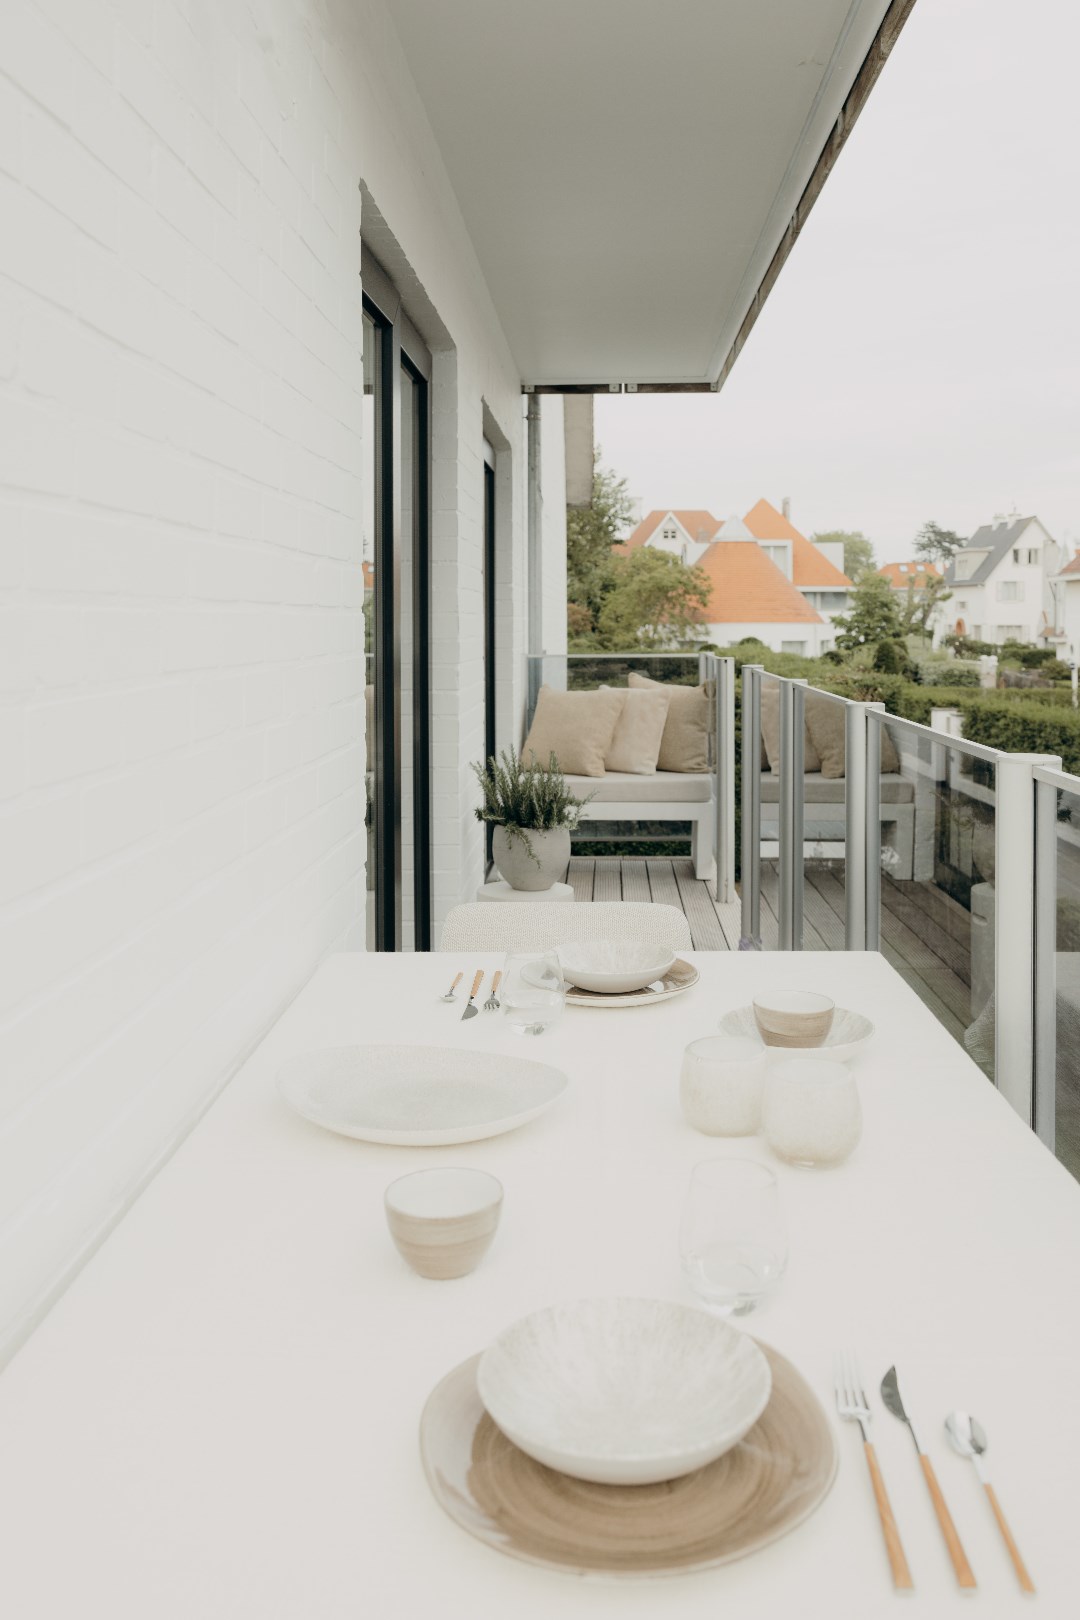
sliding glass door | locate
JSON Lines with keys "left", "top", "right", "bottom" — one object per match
{"left": 362, "top": 266, "right": 432, "bottom": 951}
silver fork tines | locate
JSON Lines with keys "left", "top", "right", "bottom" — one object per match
{"left": 834, "top": 1349, "right": 914, "bottom": 1590}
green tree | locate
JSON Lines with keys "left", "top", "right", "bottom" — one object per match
{"left": 595, "top": 547, "right": 711, "bottom": 651}
{"left": 830, "top": 572, "right": 904, "bottom": 651}
{"left": 914, "top": 520, "right": 966, "bottom": 568}
{"left": 897, "top": 572, "right": 952, "bottom": 637}
{"left": 812, "top": 529, "right": 875, "bottom": 581}
{"left": 566, "top": 456, "right": 635, "bottom": 635}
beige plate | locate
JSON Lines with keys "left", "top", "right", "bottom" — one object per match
{"left": 564, "top": 957, "right": 699, "bottom": 1009}
{"left": 420, "top": 1342, "right": 837, "bottom": 1580}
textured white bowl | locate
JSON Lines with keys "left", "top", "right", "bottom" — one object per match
{"left": 477, "top": 1298, "right": 772, "bottom": 1486}
{"left": 558, "top": 940, "right": 677, "bottom": 995}
{"left": 719, "top": 1005, "right": 875, "bottom": 1064}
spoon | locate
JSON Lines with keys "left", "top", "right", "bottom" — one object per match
{"left": 944, "top": 1411, "right": 1035, "bottom": 1593}
{"left": 440, "top": 972, "right": 464, "bottom": 1003}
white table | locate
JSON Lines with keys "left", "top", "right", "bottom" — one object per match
{"left": 1, "top": 952, "right": 1078, "bottom": 1618}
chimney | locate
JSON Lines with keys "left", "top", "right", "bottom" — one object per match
{"left": 781, "top": 496, "right": 791, "bottom": 521}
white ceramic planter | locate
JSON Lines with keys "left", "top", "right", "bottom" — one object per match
{"left": 492, "top": 825, "right": 570, "bottom": 892}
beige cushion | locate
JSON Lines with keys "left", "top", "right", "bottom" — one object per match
{"left": 803, "top": 696, "right": 900, "bottom": 778}
{"left": 627, "top": 673, "right": 710, "bottom": 773}
{"left": 563, "top": 770, "right": 714, "bottom": 804}
{"left": 599, "top": 684, "right": 670, "bottom": 774}
{"left": 522, "top": 685, "right": 623, "bottom": 777}
{"left": 759, "top": 684, "right": 822, "bottom": 774}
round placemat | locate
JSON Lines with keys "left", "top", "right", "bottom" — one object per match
{"left": 564, "top": 957, "right": 699, "bottom": 1010}
{"left": 419, "top": 1341, "right": 837, "bottom": 1578}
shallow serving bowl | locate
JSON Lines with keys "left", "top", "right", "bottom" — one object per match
{"left": 477, "top": 1297, "right": 772, "bottom": 1486}
{"left": 277, "top": 1046, "right": 567, "bottom": 1146}
{"left": 719, "top": 1005, "right": 874, "bottom": 1064}
{"left": 558, "top": 940, "right": 677, "bottom": 995}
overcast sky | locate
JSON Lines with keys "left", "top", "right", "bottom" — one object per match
{"left": 594, "top": 0, "right": 1080, "bottom": 563}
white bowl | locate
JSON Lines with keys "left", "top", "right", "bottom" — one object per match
{"left": 558, "top": 939, "right": 677, "bottom": 995}
{"left": 477, "top": 1298, "right": 772, "bottom": 1486}
{"left": 719, "top": 1005, "right": 875, "bottom": 1064}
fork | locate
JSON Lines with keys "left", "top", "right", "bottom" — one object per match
{"left": 484, "top": 971, "right": 502, "bottom": 1012}
{"left": 834, "top": 1350, "right": 914, "bottom": 1590}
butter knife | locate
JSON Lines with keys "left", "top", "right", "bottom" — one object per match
{"left": 460, "top": 969, "right": 484, "bottom": 1021}
{"left": 881, "top": 1366, "right": 976, "bottom": 1589}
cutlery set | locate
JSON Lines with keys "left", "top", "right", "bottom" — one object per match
{"left": 440, "top": 969, "right": 501, "bottom": 1020}
{"left": 835, "top": 1354, "right": 1033, "bottom": 1593}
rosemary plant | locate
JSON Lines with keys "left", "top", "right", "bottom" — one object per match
{"left": 471, "top": 748, "right": 592, "bottom": 865}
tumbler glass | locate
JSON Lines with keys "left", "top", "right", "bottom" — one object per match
{"left": 679, "top": 1159, "right": 787, "bottom": 1316}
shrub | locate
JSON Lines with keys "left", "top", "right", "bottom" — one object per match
{"left": 873, "top": 639, "right": 915, "bottom": 677}
{"left": 959, "top": 699, "right": 1080, "bottom": 775}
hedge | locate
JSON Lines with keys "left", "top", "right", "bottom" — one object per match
{"left": 956, "top": 699, "right": 1080, "bottom": 775}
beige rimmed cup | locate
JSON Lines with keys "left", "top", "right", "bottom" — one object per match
{"left": 384, "top": 1167, "right": 503, "bottom": 1280}
{"left": 752, "top": 990, "right": 835, "bottom": 1048}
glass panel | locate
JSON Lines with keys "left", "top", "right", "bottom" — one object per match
{"left": 753, "top": 673, "right": 783, "bottom": 949}
{"left": 399, "top": 362, "right": 417, "bottom": 951}
{"left": 878, "top": 718, "right": 996, "bottom": 1080}
{"left": 799, "top": 689, "right": 850, "bottom": 952}
{"left": 362, "top": 311, "right": 380, "bottom": 951}
{"left": 1045, "top": 781, "right": 1080, "bottom": 1181}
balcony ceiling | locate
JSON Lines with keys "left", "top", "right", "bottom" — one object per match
{"left": 385, "top": 0, "right": 905, "bottom": 388}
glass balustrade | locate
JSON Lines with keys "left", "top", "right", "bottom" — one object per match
{"left": 1034, "top": 768, "right": 1080, "bottom": 1181}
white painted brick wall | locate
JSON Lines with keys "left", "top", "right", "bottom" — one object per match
{"left": 1, "top": 0, "right": 561, "bottom": 1360}
{"left": 0, "top": 0, "right": 376, "bottom": 1362}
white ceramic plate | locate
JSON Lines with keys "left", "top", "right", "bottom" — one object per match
{"left": 718, "top": 1005, "right": 874, "bottom": 1063}
{"left": 565, "top": 957, "right": 699, "bottom": 1009}
{"left": 478, "top": 1298, "right": 772, "bottom": 1487}
{"left": 559, "top": 939, "right": 677, "bottom": 995}
{"left": 277, "top": 1045, "right": 568, "bottom": 1146}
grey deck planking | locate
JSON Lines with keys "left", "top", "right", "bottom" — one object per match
{"left": 565, "top": 857, "right": 595, "bottom": 901}
{"left": 671, "top": 858, "right": 727, "bottom": 950}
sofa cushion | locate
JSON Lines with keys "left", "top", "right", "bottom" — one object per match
{"left": 759, "top": 683, "right": 822, "bottom": 773}
{"left": 564, "top": 771, "right": 713, "bottom": 804}
{"left": 522, "top": 685, "right": 623, "bottom": 777}
{"left": 758, "top": 772, "right": 914, "bottom": 805}
{"left": 628, "top": 673, "right": 710, "bottom": 772}
{"left": 599, "top": 684, "right": 670, "bottom": 774}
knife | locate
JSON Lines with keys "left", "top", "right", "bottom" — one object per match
{"left": 460, "top": 969, "right": 484, "bottom": 1021}
{"left": 881, "top": 1366, "right": 976, "bottom": 1589}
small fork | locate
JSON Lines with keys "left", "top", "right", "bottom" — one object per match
{"left": 834, "top": 1350, "right": 914, "bottom": 1590}
{"left": 484, "top": 971, "right": 502, "bottom": 1012}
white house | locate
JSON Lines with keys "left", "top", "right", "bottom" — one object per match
{"left": 621, "top": 500, "right": 851, "bottom": 654}
{"left": 1, "top": 1, "right": 918, "bottom": 1367}
{"left": 945, "top": 516, "right": 1065, "bottom": 644}
{"left": 1052, "top": 553, "right": 1080, "bottom": 662}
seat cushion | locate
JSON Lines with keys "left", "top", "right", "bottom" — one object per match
{"left": 627, "top": 673, "right": 710, "bottom": 772}
{"left": 759, "top": 772, "right": 914, "bottom": 805}
{"left": 564, "top": 771, "right": 713, "bottom": 804}
{"left": 522, "top": 685, "right": 623, "bottom": 777}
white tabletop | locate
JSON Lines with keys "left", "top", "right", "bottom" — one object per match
{"left": 1, "top": 950, "right": 1077, "bottom": 1618}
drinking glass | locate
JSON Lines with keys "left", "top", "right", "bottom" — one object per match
{"left": 679, "top": 1159, "right": 787, "bottom": 1316}
{"left": 500, "top": 950, "right": 565, "bottom": 1035}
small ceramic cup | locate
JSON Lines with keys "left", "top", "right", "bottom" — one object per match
{"left": 752, "top": 990, "right": 835, "bottom": 1048}
{"left": 680, "top": 1036, "right": 768, "bottom": 1136}
{"left": 384, "top": 1167, "right": 503, "bottom": 1280}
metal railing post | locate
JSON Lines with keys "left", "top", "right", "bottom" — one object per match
{"left": 1033, "top": 776, "right": 1059, "bottom": 1151}
{"left": 716, "top": 657, "right": 737, "bottom": 905}
{"left": 864, "top": 703, "right": 884, "bottom": 952}
{"left": 741, "top": 666, "right": 762, "bottom": 947}
{"left": 778, "top": 680, "right": 795, "bottom": 950}
{"left": 994, "top": 753, "right": 1060, "bottom": 1122}
{"left": 844, "top": 703, "right": 867, "bottom": 950}
{"left": 790, "top": 681, "right": 807, "bottom": 950}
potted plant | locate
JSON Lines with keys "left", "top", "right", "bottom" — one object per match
{"left": 471, "top": 748, "right": 592, "bottom": 891}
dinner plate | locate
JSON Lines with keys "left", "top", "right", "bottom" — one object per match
{"left": 420, "top": 1342, "right": 837, "bottom": 1579}
{"left": 277, "top": 1045, "right": 568, "bottom": 1145}
{"left": 564, "top": 957, "right": 699, "bottom": 1009}
{"left": 718, "top": 1004, "right": 874, "bottom": 1063}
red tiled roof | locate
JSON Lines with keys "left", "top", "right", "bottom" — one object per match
{"left": 693, "top": 542, "right": 822, "bottom": 625}
{"left": 1059, "top": 554, "right": 1080, "bottom": 577}
{"left": 741, "top": 498, "right": 852, "bottom": 588}
{"left": 878, "top": 561, "right": 941, "bottom": 588}
{"left": 622, "top": 509, "right": 720, "bottom": 550}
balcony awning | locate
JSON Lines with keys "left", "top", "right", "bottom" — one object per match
{"left": 384, "top": 0, "right": 915, "bottom": 390}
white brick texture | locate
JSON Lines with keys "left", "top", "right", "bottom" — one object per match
{"left": 0, "top": 0, "right": 371, "bottom": 1361}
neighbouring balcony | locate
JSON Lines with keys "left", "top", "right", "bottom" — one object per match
{"left": 527, "top": 654, "right": 1080, "bottom": 1185}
